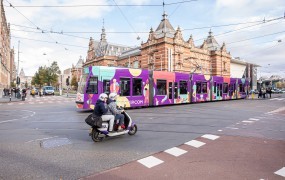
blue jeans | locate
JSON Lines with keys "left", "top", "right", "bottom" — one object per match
{"left": 115, "top": 114, "right": 125, "bottom": 125}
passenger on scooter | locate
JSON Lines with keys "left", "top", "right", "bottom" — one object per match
{"left": 108, "top": 93, "right": 125, "bottom": 132}
{"left": 93, "top": 93, "right": 115, "bottom": 132}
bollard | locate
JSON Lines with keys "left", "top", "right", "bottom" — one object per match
{"left": 251, "top": 93, "right": 254, "bottom": 99}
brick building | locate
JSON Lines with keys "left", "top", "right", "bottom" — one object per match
{"left": 71, "top": 56, "right": 84, "bottom": 82}
{"left": 85, "top": 12, "right": 234, "bottom": 78}
{"left": 0, "top": 0, "right": 15, "bottom": 92}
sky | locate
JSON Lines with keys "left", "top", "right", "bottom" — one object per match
{"left": 4, "top": 0, "right": 285, "bottom": 78}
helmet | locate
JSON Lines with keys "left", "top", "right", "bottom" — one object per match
{"left": 109, "top": 92, "right": 117, "bottom": 100}
{"left": 99, "top": 93, "right": 108, "bottom": 101}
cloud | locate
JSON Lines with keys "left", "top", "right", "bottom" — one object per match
{"left": 5, "top": 0, "right": 285, "bottom": 78}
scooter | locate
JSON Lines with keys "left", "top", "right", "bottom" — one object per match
{"left": 89, "top": 111, "right": 137, "bottom": 142}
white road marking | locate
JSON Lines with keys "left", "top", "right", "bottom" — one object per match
{"left": 7, "top": 103, "right": 13, "bottom": 105}
{"left": 249, "top": 118, "right": 259, "bottom": 121}
{"left": 25, "top": 136, "right": 59, "bottom": 143}
{"left": 242, "top": 120, "right": 254, "bottom": 123}
{"left": 274, "top": 167, "right": 285, "bottom": 177}
{"left": 226, "top": 127, "right": 239, "bottom": 130}
{"left": 137, "top": 156, "right": 164, "bottom": 168}
{"left": 217, "top": 130, "right": 223, "bottom": 132}
{"left": 185, "top": 140, "right": 205, "bottom": 148}
{"left": 268, "top": 107, "right": 285, "bottom": 114}
{"left": 164, "top": 147, "right": 187, "bottom": 157}
{"left": 0, "top": 110, "right": 36, "bottom": 124}
{"left": 202, "top": 134, "right": 220, "bottom": 140}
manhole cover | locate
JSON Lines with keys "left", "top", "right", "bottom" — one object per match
{"left": 40, "top": 138, "right": 72, "bottom": 149}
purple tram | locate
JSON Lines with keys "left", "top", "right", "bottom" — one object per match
{"left": 75, "top": 66, "right": 249, "bottom": 110}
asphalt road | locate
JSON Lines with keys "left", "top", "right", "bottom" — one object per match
{"left": 0, "top": 94, "right": 284, "bottom": 179}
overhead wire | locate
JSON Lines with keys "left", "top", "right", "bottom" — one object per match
{"left": 6, "top": 0, "right": 285, "bottom": 52}
{"left": 4, "top": 0, "right": 197, "bottom": 8}
{"left": 5, "top": 0, "right": 70, "bottom": 51}
{"left": 112, "top": 0, "right": 141, "bottom": 40}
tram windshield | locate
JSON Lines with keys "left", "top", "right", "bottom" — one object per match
{"left": 77, "top": 74, "right": 87, "bottom": 94}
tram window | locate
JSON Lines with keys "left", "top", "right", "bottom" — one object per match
{"left": 223, "top": 83, "right": 229, "bottom": 93}
{"left": 179, "top": 81, "right": 187, "bottom": 95}
{"left": 133, "top": 78, "right": 142, "bottom": 96}
{"left": 214, "top": 82, "right": 217, "bottom": 93}
{"left": 196, "top": 82, "right": 202, "bottom": 94}
{"left": 86, "top": 76, "right": 98, "bottom": 94}
{"left": 103, "top": 80, "right": 110, "bottom": 94}
{"left": 157, "top": 79, "right": 167, "bottom": 95}
{"left": 202, "top": 82, "right": 207, "bottom": 94}
{"left": 120, "top": 78, "right": 130, "bottom": 96}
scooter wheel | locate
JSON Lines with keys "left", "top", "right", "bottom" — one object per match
{"left": 91, "top": 129, "right": 103, "bottom": 142}
{"left": 128, "top": 124, "right": 137, "bottom": 135}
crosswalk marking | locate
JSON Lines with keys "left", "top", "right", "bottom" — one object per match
{"left": 275, "top": 167, "right": 285, "bottom": 177}
{"left": 185, "top": 140, "right": 205, "bottom": 148}
{"left": 0, "top": 96, "right": 75, "bottom": 106}
{"left": 164, "top": 147, "right": 187, "bottom": 157}
{"left": 202, "top": 134, "right": 220, "bottom": 140}
{"left": 137, "top": 156, "right": 164, "bottom": 168}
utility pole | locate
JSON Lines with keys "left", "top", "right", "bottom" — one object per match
{"left": 17, "top": 41, "right": 20, "bottom": 85}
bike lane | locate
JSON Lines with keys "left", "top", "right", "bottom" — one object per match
{"left": 81, "top": 134, "right": 285, "bottom": 180}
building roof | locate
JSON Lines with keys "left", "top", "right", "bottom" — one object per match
{"left": 93, "top": 24, "right": 132, "bottom": 57}
{"left": 154, "top": 12, "right": 176, "bottom": 39}
{"left": 205, "top": 30, "right": 220, "bottom": 51}
{"left": 118, "top": 47, "right": 141, "bottom": 60}
{"left": 74, "top": 56, "right": 84, "bottom": 68}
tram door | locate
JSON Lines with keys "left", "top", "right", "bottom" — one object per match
{"left": 217, "top": 83, "right": 223, "bottom": 99}
{"left": 168, "top": 82, "right": 173, "bottom": 100}
{"left": 174, "top": 82, "right": 178, "bottom": 99}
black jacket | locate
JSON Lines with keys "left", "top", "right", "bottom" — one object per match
{"left": 93, "top": 99, "right": 108, "bottom": 116}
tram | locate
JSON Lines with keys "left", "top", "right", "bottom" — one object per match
{"left": 75, "top": 66, "right": 249, "bottom": 110}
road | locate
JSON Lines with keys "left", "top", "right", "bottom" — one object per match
{"left": 0, "top": 94, "right": 284, "bottom": 179}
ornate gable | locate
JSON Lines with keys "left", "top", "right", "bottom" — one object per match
{"left": 174, "top": 26, "right": 184, "bottom": 44}
{"left": 187, "top": 34, "right": 195, "bottom": 47}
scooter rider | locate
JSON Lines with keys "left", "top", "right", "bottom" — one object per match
{"left": 108, "top": 93, "right": 125, "bottom": 131}
{"left": 93, "top": 93, "right": 115, "bottom": 132}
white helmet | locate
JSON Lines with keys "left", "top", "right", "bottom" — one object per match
{"left": 99, "top": 93, "right": 108, "bottom": 101}
{"left": 109, "top": 92, "right": 117, "bottom": 100}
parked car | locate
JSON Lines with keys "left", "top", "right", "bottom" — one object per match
{"left": 43, "top": 86, "right": 55, "bottom": 95}
{"left": 30, "top": 88, "right": 39, "bottom": 95}
{"left": 272, "top": 89, "right": 283, "bottom": 94}
{"left": 249, "top": 89, "right": 259, "bottom": 94}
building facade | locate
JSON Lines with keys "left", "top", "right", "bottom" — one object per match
{"left": 18, "top": 68, "right": 32, "bottom": 88}
{"left": 85, "top": 12, "right": 259, "bottom": 89}
{"left": 85, "top": 12, "right": 232, "bottom": 77}
{"left": 0, "top": 0, "right": 15, "bottom": 92}
{"left": 71, "top": 56, "right": 84, "bottom": 82}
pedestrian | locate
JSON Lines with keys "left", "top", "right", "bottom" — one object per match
{"left": 268, "top": 87, "right": 272, "bottom": 98}
{"left": 258, "top": 88, "right": 261, "bottom": 98}
{"left": 262, "top": 87, "right": 266, "bottom": 98}
{"left": 39, "top": 88, "right": 43, "bottom": 97}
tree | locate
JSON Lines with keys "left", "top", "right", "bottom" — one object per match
{"left": 32, "top": 61, "right": 61, "bottom": 87}
{"left": 71, "top": 76, "right": 78, "bottom": 90}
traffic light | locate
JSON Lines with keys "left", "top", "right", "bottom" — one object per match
{"left": 16, "top": 76, "right": 20, "bottom": 85}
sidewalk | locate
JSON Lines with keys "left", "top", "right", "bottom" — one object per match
{"left": 0, "top": 95, "right": 22, "bottom": 103}
{"left": 246, "top": 93, "right": 281, "bottom": 100}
